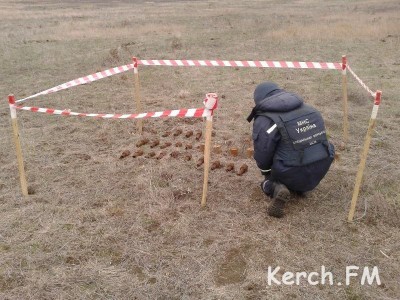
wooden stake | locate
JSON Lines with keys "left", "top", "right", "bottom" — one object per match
{"left": 132, "top": 57, "right": 143, "bottom": 134}
{"left": 8, "top": 95, "right": 28, "bottom": 196}
{"left": 201, "top": 116, "right": 213, "bottom": 207}
{"left": 200, "top": 93, "right": 218, "bottom": 207}
{"left": 342, "top": 55, "right": 349, "bottom": 145}
{"left": 348, "top": 91, "right": 382, "bottom": 222}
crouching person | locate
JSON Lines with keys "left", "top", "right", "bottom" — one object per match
{"left": 247, "top": 82, "right": 335, "bottom": 218}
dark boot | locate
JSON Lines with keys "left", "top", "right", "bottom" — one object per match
{"left": 268, "top": 183, "right": 290, "bottom": 218}
{"left": 260, "top": 179, "right": 273, "bottom": 197}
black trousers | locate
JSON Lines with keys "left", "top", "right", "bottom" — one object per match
{"left": 262, "top": 155, "right": 334, "bottom": 196}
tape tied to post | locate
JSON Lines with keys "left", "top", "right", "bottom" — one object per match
{"left": 203, "top": 93, "right": 218, "bottom": 113}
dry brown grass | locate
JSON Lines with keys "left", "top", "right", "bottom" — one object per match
{"left": 1, "top": 0, "right": 399, "bottom": 299}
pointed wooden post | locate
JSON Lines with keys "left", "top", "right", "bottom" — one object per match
{"left": 132, "top": 57, "right": 143, "bottom": 134}
{"left": 201, "top": 93, "right": 218, "bottom": 207}
{"left": 8, "top": 95, "right": 28, "bottom": 196}
{"left": 342, "top": 55, "right": 349, "bottom": 145}
{"left": 348, "top": 91, "right": 382, "bottom": 222}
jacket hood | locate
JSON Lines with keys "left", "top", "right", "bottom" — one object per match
{"left": 253, "top": 82, "right": 280, "bottom": 103}
{"left": 255, "top": 90, "right": 304, "bottom": 113}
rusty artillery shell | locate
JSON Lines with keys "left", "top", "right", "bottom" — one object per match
{"left": 225, "top": 162, "right": 235, "bottom": 172}
{"left": 196, "top": 157, "right": 204, "bottom": 167}
{"left": 119, "top": 150, "right": 131, "bottom": 159}
{"left": 185, "top": 144, "right": 193, "bottom": 150}
{"left": 175, "top": 141, "right": 183, "bottom": 147}
{"left": 211, "top": 160, "right": 222, "bottom": 170}
{"left": 145, "top": 151, "right": 156, "bottom": 158}
{"left": 170, "top": 151, "right": 180, "bottom": 158}
{"left": 185, "top": 130, "right": 193, "bottom": 138}
{"left": 156, "top": 151, "right": 167, "bottom": 160}
{"left": 173, "top": 128, "right": 183, "bottom": 136}
{"left": 195, "top": 131, "right": 202, "bottom": 141}
{"left": 230, "top": 147, "right": 239, "bottom": 157}
{"left": 213, "top": 145, "right": 222, "bottom": 154}
{"left": 149, "top": 139, "right": 160, "bottom": 148}
{"left": 132, "top": 149, "right": 144, "bottom": 158}
{"left": 136, "top": 138, "right": 149, "bottom": 147}
{"left": 236, "top": 163, "right": 248, "bottom": 176}
{"left": 184, "top": 153, "right": 192, "bottom": 161}
{"left": 246, "top": 147, "right": 254, "bottom": 158}
{"left": 160, "top": 142, "right": 172, "bottom": 149}
{"left": 162, "top": 131, "right": 171, "bottom": 137}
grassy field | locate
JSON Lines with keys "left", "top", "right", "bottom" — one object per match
{"left": 0, "top": 0, "right": 399, "bottom": 299}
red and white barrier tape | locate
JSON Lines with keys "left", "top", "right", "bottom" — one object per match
{"left": 16, "top": 58, "right": 341, "bottom": 103}
{"left": 137, "top": 59, "right": 342, "bottom": 70}
{"left": 11, "top": 104, "right": 211, "bottom": 119}
{"left": 346, "top": 65, "right": 376, "bottom": 98}
{"left": 16, "top": 64, "right": 135, "bottom": 103}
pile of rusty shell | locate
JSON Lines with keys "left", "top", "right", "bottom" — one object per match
{"left": 136, "top": 138, "right": 149, "bottom": 147}
{"left": 173, "top": 128, "right": 183, "bottom": 136}
{"left": 119, "top": 150, "right": 131, "bottom": 159}
{"left": 225, "top": 162, "right": 235, "bottom": 172}
{"left": 149, "top": 139, "right": 160, "bottom": 148}
{"left": 132, "top": 149, "right": 144, "bottom": 158}
{"left": 236, "top": 163, "right": 248, "bottom": 176}
{"left": 160, "top": 142, "right": 172, "bottom": 149}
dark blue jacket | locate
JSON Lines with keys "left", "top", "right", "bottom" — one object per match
{"left": 251, "top": 90, "right": 334, "bottom": 192}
